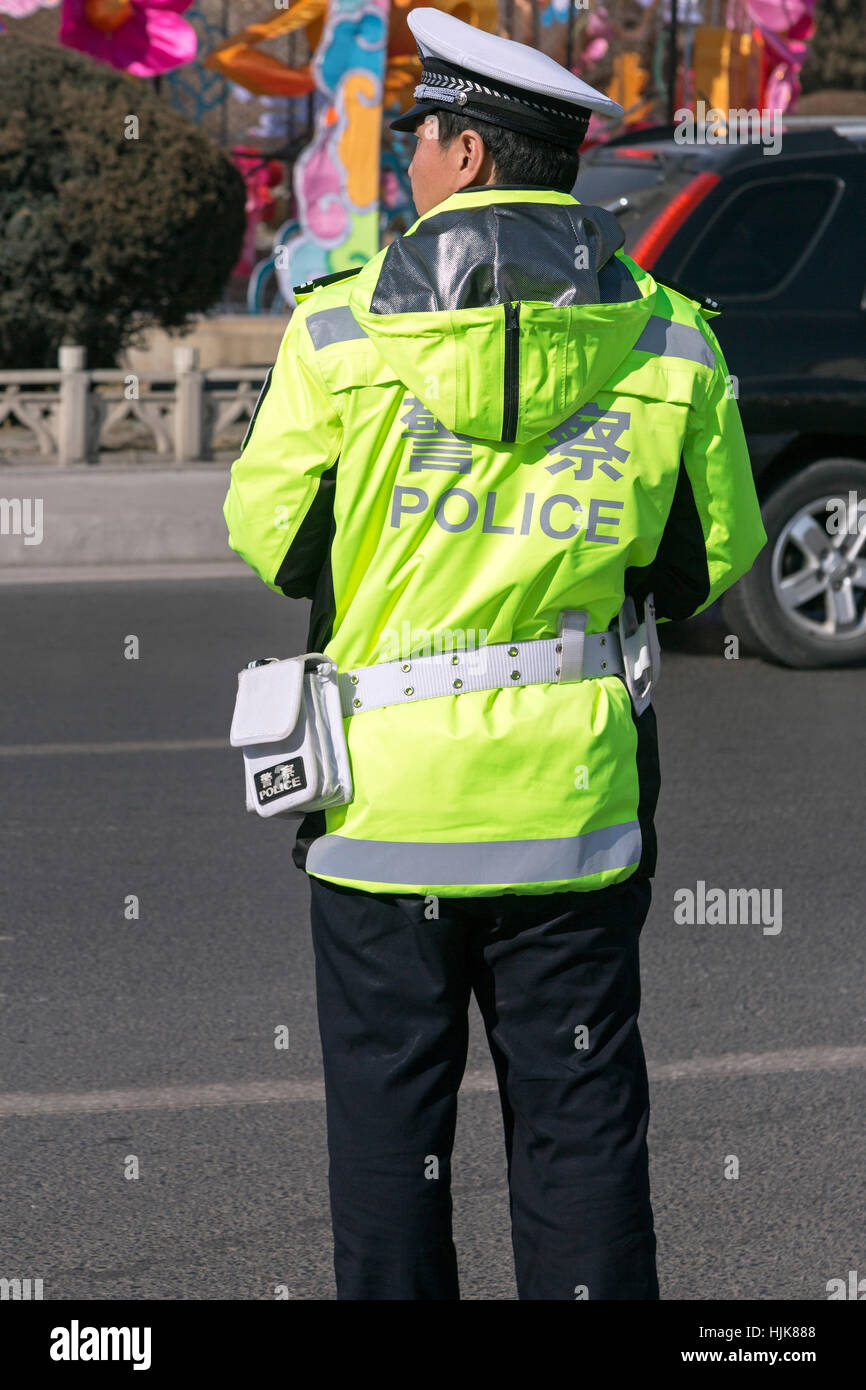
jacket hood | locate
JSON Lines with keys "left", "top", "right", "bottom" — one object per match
{"left": 348, "top": 189, "right": 658, "bottom": 444}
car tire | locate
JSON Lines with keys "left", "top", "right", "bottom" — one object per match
{"left": 721, "top": 458, "right": 866, "bottom": 668}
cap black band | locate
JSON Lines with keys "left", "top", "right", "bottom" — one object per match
{"left": 406, "top": 57, "right": 591, "bottom": 149}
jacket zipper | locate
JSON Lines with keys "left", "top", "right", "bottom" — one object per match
{"left": 502, "top": 301, "right": 520, "bottom": 444}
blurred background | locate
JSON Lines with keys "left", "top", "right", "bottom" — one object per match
{"left": 1, "top": 0, "right": 862, "bottom": 356}
{"left": 2, "top": 0, "right": 865, "bottom": 666}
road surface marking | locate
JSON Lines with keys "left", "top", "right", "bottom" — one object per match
{"left": 0, "top": 739, "right": 227, "bottom": 758}
{"left": 0, "top": 1047, "right": 864, "bottom": 1119}
{"left": 648, "top": 1046, "right": 866, "bottom": 1081}
{"left": 0, "top": 562, "right": 253, "bottom": 585}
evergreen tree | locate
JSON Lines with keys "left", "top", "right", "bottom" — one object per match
{"left": 0, "top": 39, "right": 246, "bottom": 367}
{"left": 801, "top": 0, "right": 866, "bottom": 94}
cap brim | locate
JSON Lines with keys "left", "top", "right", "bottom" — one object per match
{"left": 389, "top": 101, "right": 444, "bottom": 133}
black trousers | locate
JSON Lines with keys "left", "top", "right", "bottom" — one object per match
{"left": 308, "top": 874, "right": 658, "bottom": 1301}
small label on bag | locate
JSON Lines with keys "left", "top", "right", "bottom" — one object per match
{"left": 254, "top": 759, "right": 307, "bottom": 804}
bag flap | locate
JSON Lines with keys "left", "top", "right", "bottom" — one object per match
{"left": 230, "top": 658, "right": 306, "bottom": 747}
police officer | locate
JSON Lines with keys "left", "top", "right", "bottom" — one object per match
{"left": 224, "top": 8, "right": 766, "bottom": 1300}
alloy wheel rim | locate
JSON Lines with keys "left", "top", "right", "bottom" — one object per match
{"left": 771, "top": 494, "right": 866, "bottom": 639}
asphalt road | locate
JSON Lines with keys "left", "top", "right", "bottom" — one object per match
{"left": 0, "top": 576, "right": 863, "bottom": 1300}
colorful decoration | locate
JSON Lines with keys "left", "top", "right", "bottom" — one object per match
{"left": 524, "top": 0, "right": 658, "bottom": 125}
{"left": 273, "top": 0, "right": 391, "bottom": 295}
{"left": 247, "top": 218, "right": 298, "bottom": 314}
{"left": 232, "top": 145, "right": 284, "bottom": 278}
{"left": 205, "top": 0, "right": 495, "bottom": 306}
{"left": 379, "top": 126, "right": 416, "bottom": 240}
{"left": 162, "top": 4, "right": 231, "bottom": 124}
{"left": 198, "top": 0, "right": 820, "bottom": 306}
{"left": 59, "top": 0, "right": 197, "bottom": 78}
{"left": 204, "top": 0, "right": 324, "bottom": 98}
{"left": 529, "top": 0, "right": 818, "bottom": 125}
{"left": 524, "top": 0, "right": 623, "bottom": 70}
{"left": 745, "top": 0, "right": 816, "bottom": 111}
{"left": 203, "top": 0, "right": 487, "bottom": 110}
{"left": 233, "top": 88, "right": 293, "bottom": 141}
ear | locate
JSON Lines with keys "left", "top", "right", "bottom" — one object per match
{"left": 461, "top": 125, "right": 489, "bottom": 166}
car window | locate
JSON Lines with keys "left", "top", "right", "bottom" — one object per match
{"left": 676, "top": 176, "right": 840, "bottom": 298}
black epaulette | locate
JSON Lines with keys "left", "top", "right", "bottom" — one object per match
{"left": 656, "top": 276, "right": 721, "bottom": 314}
{"left": 292, "top": 266, "right": 363, "bottom": 298}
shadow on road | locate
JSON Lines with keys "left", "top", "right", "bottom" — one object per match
{"left": 657, "top": 602, "right": 740, "bottom": 657}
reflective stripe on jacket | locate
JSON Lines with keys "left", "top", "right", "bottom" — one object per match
{"left": 223, "top": 186, "right": 767, "bottom": 896}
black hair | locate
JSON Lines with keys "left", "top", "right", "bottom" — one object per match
{"left": 433, "top": 109, "right": 580, "bottom": 193}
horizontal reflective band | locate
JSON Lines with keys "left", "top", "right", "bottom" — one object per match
{"left": 632, "top": 316, "right": 715, "bottom": 369}
{"left": 306, "top": 306, "right": 367, "bottom": 351}
{"left": 306, "top": 822, "right": 641, "bottom": 887}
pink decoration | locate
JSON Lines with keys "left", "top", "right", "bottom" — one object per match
{"left": 59, "top": 0, "right": 197, "bottom": 78}
{"left": 745, "top": 0, "right": 816, "bottom": 112}
{"left": 746, "top": 0, "right": 813, "bottom": 30}
{"left": 299, "top": 144, "right": 350, "bottom": 245}
{"left": 579, "top": 9, "right": 615, "bottom": 71}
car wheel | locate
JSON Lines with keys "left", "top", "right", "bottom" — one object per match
{"left": 722, "top": 458, "right": 866, "bottom": 668}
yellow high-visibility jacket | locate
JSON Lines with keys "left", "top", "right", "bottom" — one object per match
{"left": 224, "top": 186, "right": 766, "bottom": 896}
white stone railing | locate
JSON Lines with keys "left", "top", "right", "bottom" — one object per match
{"left": 0, "top": 346, "right": 268, "bottom": 465}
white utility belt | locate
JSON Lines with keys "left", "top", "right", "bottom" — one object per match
{"left": 229, "top": 596, "right": 659, "bottom": 820}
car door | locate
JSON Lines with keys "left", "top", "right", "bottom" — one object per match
{"left": 656, "top": 150, "right": 866, "bottom": 405}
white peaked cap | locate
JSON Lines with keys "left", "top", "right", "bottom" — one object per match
{"left": 401, "top": 7, "right": 624, "bottom": 126}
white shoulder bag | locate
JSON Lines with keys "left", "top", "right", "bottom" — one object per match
{"left": 229, "top": 655, "right": 353, "bottom": 819}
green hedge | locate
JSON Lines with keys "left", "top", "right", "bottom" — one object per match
{"left": 0, "top": 38, "right": 246, "bottom": 367}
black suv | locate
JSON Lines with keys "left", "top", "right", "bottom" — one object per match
{"left": 575, "top": 118, "right": 866, "bottom": 667}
